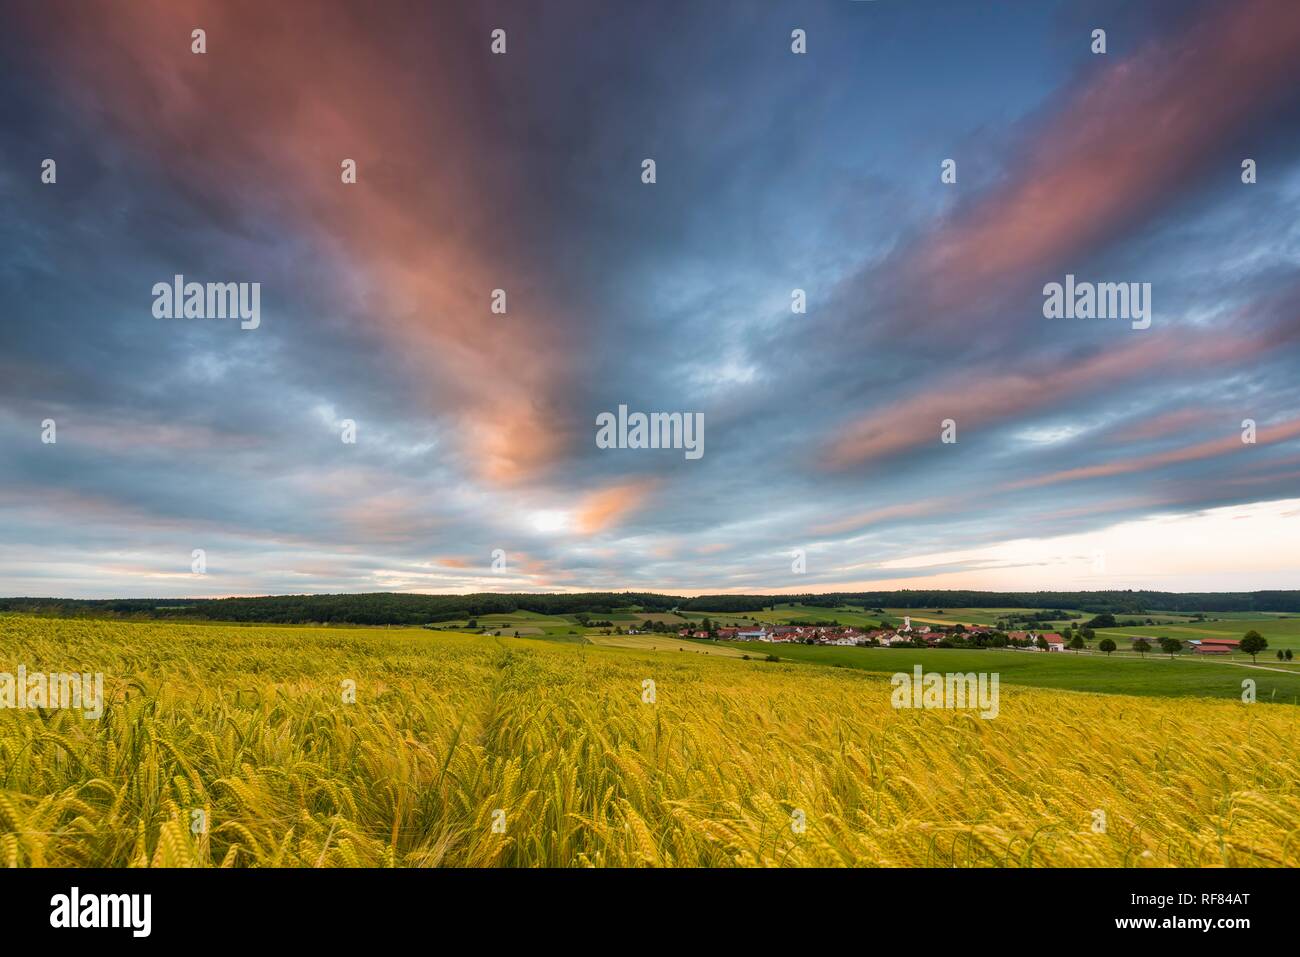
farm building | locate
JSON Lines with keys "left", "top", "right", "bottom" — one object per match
{"left": 1193, "top": 638, "right": 1240, "bottom": 655}
{"left": 1018, "top": 632, "right": 1066, "bottom": 651}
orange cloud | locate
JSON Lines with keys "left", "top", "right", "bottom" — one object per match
{"left": 335, "top": 490, "right": 442, "bottom": 545}
{"left": 811, "top": 497, "right": 958, "bottom": 537}
{"left": 572, "top": 480, "right": 659, "bottom": 534}
{"left": 695, "top": 542, "right": 731, "bottom": 555}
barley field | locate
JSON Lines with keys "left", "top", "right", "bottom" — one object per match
{"left": 1, "top": 614, "right": 1298, "bottom": 867}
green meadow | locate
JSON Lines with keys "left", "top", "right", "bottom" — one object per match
{"left": 714, "top": 640, "right": 1300, "bottom": 703}
{"left": 1094, "top": 616, "right": 1300, "bottom": 652}
{"left": 430, "top": 610, "right": 588, "bottom": 641}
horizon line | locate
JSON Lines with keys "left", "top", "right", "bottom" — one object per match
{"left": 5, "top": 587, "right": 1300, "bottom": 602}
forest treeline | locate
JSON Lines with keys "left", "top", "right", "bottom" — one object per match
{"left": 1, "top": 590, "right": 1298, "bottom": 625}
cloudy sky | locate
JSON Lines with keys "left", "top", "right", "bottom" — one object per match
{"left": 2, "top": 0, "right": 1300, "bottom": 599}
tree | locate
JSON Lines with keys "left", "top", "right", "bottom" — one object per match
{"left": 1287, "top": 649, "right": 1294, "bottom": 661}
{"left": 1098, "top": 638, "right": 1116, "bottom": 656}
{"left": 1085, "top": 613, "right": 1117, "bottom": 629}
{"left": 1240, "top": 630, "right": 1267, "bottom": 663}
{"left": 1133, "top": 638, "right": 1150, "bottom": 658}
{"left": 1081, "top": 627, "right": 1095, "bottom": 641}
{"left": 1035, "top": 635, "right": 1049, "bottom": 651}
{"left": 1068, "top": 634, "right": 1085, "bottom": 653}
{"left": 1159, "top": 637, "right": 1182, "bottom": 658}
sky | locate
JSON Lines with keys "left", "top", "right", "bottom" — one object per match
{"left": 2, "top": 0, "right": 1300, "bottom": 599}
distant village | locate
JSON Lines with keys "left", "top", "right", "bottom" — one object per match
{"left": 666, "top": 615, "right": 1071, "bottom": 650}
{"left": 651, "top": 615, "right": 1254, "bottom": 656}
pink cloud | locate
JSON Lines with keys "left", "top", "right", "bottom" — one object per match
{"left": 824, "top": 303, "right": 1300, "bottom": 472}
{"left": 899, "top": 0, "right": 1300, "bottom": 317}
{"left": 32, "top": 1, "right": 578, "bottom": 487}
{"left": 1011, "top": 418, "right": 1300, "bottom": 490}
{"left": 1107, "top": 407, "right": 1214, "bottom": 444}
